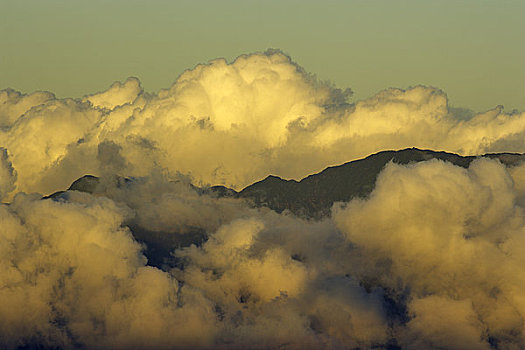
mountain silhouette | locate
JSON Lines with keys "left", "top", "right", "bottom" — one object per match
{"left": 235, "top": 147, "right": 525, "bottom": 218}
{"left": 48, "top": 147, "right": 525, "bottom": 219}
{"left": 44, "top": 148, "right": 525, "bottom": 269}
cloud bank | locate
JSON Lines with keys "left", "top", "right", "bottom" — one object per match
{"left": 1, "top": 50, "right": 525, "bottom": 197}
{"left": 1, "top": 50, "right": 525, "bottom": 349}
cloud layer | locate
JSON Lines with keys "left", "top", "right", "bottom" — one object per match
{"left": 335, "top": 158, "right": 525, "bottom": 349}
{"left": 1, "top": 50, "right": 525, "bottom": 349}
{"left": 1, "top": 50, "right": 525, "bottom": 197}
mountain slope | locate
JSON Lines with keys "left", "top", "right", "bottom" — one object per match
{"left": 237, "top": 148, "right": 525, "bottom": 218}
{"left": 46, "top": 147, "right": 525, "bottom": 219}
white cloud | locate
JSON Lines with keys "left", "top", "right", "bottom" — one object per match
{"left": 83, "top": 77, "right": 142, "bottom": 110}
{"left": 0, "top": 148, "right": 16, "bottom": 201}
{"left": 2, "top": 50, "right": 525, "bottom": 196}
{"left": 334, "top": 158, "right": 525, "bottom": 348}
{"left": 1, "top": 50, "right": 525, "bottom": 348}
{"left": 0, "top": 89, "right": 55, "bottom": 129}
{"left": 0, "top": 192, "right": 217, "bottom": 349}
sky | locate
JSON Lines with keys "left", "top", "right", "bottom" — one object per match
{"left": 1, "top": 0, "right": 524, "bottom": 112}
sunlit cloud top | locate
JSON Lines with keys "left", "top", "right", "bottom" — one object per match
{"left": 0, "top": 50, "right": 524, "bottom": 199}
{"left": 1, "top": 0, "right": 524, "bottom": 112}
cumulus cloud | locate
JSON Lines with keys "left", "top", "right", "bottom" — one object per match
{"left": 174, "top": 214, "right": 390, "bottom": 349}
{"left": 0, "top": 97, "right": 102, "bottom": 196}
{"left": 0, "top": 89, "right": 55, "bottom": 129}
{"left": 82, "top": 77, "right": 142, "bottom": 110}
{"left": 401, "top": 296, "right": 491, "bottom": 350}
{"left": 1, "top": 50, "right": 525, "bottom": 349}
{"left": 1, "top": 49, "right": 524, "bottom": 196}
{"left": 0, "top": 176, "right": 393, "bottom": 349}
{"left": 2, "top": 156, "right": 525, "bottom": 348}
{"left": 0, "top": 191, "right": 217, "bottom": 349}
{"left": 4, "top": 157, "right": 522, "bottom": 349}
{"left": 0, "top": 148, "right": 16, "bottom": 201}
{"left": 334, "top": 158, "right": 525, "bottom": 348}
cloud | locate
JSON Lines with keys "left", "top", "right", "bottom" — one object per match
{"left": 0, "top": 97, "right": 102, "bottom": 196}
{"left": 82, "top": 77, "right": 142, "bottom": 110}
{"left": 1, "top": 50, "right": 525, "bottom": 348}
{"left": 2, "top": 154, "right": 525, "bottom": 348}
{"left": 175, "top": 215, "right": 389, "bottom": 349}
{"left": 401, "top": 296, "right": 491, "bottom": 350}
{"left": 0, "top": 191, "right": 218, "bottom": 349}
{"left": 0, "top": 148, "right": 16, "bottom": 201}
{"left": 334, "top": 158, "right": 525, "bottom": 348}
{"left": 0, "top": 176, "right": 393, "bottom": 349}
{"left": 0, "top": 89, "right": 55, "bottom": 129}
{"left": 1, "top": 49, "right": 524, "bottom": 196}
{"left": 72, "top": 174, "right": 390, "bottom": 348}
{"left": 122, "top": 61, "right": 525, "bottom": 190}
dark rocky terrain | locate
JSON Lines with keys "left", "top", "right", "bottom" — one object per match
{"left": 49, "top": 148, "right": 525, "bottom": 219}
{"left": 233, "top": 148, "right": 525, "bottom": 218}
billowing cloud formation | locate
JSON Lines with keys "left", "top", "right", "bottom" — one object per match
{"left": 0, "top": 192, "right": 217, "bottom": 349}
{"left": 0, "top": 181, "right": 394, "bottom": 349}
{"left": 1, "top": 50, "right": 525, "bottom": 349}
{"left": 335, "top": 159, "right": 525, "bottom": 349}
{"left": 0, "top": 89, "right": 55, "bottom": 129}
{"left": 1, "top": 50, "right": 524, "bottom": 196}
{"left": 0, "top": 148, "right": 16, "bottom": 201}
{"left": 82, "top": 77, "right": 142, "bottom": 110}
{"left": 2, "top": 156, "right": 525, "bottom": 349}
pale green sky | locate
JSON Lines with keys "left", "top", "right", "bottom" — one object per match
{"left": 1, "top": 0, "right": 524, "bottom": 112}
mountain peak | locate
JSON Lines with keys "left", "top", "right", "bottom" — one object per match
{"left": 45, "top": 148, "right": 525, "bottom": 219}
{"left": 238, "top": 148, "right": 525, "bottom": 218}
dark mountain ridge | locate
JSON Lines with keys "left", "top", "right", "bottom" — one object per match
{"left": 236, "top": 148, "right": 525, "bottom": 218}
{"left": 48, "top": 148, "right": 525, "bottom": 220}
